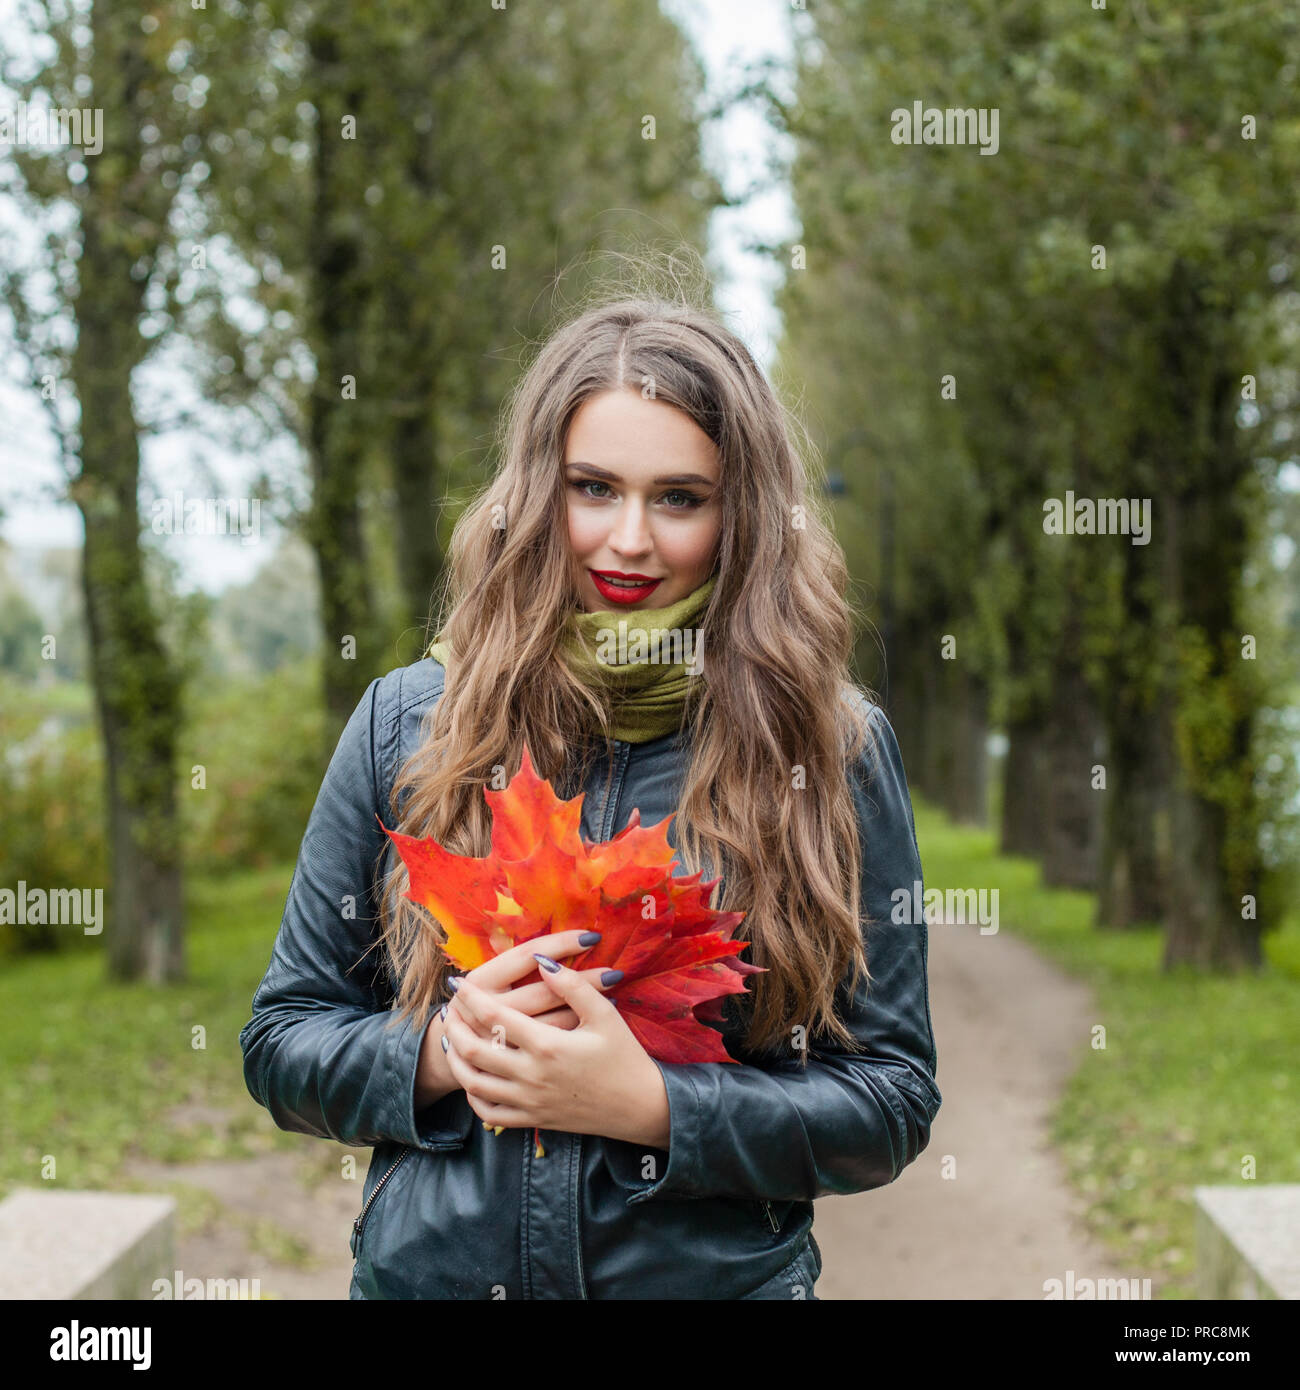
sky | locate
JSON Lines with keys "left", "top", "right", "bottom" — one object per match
{"left": 0, "top": 0, "right": 799, "bottom": 595}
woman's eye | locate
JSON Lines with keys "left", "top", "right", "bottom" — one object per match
{"left": 571, "top": 480, "right": 612, "bottom": 500}
{"left": 662, "top": 490, "right": 703, "bottom": 510}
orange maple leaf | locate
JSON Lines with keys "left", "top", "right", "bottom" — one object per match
{"left": 380, "top": 746, "right": 764, "bottom": 1153}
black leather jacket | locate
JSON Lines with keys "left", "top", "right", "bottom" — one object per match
{"left": 238, "top": 658, "right": 940, "bottom": 1299}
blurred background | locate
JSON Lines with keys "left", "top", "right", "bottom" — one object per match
{"left": 1, "top": 0, "right": 1297, "bottom": 1302}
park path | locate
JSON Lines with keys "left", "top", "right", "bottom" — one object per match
{"left": 812, "top": 913, "right": 1148, "bottom": 1299}
{"left": 122, "top": 1121, "right": 360, "bottom": 1300}
{"left": 121, "top": 915, "right": 1149, "bottom": 1299}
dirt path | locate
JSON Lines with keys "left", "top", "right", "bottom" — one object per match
{"left": 121, "top": 1122, "right": 359, "bottom": 1300}
{"left": 811, "top": 914, "right": 1150, "bottom": 1299}
{"left": 120, "top": 916, "right": 1147, "bottom": 1300}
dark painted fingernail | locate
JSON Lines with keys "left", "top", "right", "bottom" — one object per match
{"left": 533, "top": 953, "right": 561, "bottom": 973}
{"left": 578, "top": 931, "right": 602, "bottom": 946}
{"left": 447, "top": 977, "right": 461, "bottom": 993}
{"left": 439, "top": 1002, "right": 448, "bottom": 1022}
{"left": 600, "top": 969, "right": 624, "bottom": 987}
{"left": 440, "top": 1033, "right": 449, "bottom": 1052}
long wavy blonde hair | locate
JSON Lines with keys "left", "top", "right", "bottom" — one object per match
{"left": 374, "top": 292, "right": 879, "bottom": 1060}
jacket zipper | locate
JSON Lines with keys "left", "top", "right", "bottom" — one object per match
{"left": 353, "top": 1147, "right": 411, "bottom": 1249}
{"left": 762, "top": 1199, "right": 780, "bottom": 1234}
{"left": 575, "top": 1135, "right": 589, "bottom": 1299}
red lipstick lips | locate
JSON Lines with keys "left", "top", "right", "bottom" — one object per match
{"left": 589, "top": 570, "right": 663, "bottom": 605}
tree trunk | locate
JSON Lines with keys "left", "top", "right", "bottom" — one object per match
{"left": 391, "top": 403, "right": 446, "bottom": 638}
{"left": 1093, "top": 433, "right": 1177, "bottom": 927}
{"left": 938, "top": 668, "right": 988, "bottom": 826}
{"left": 990, "top": 473, "right": 1055, "bottom": 863}
{"left": 882, "top": 609, "right": 929, "bottom": 792}
{"left": 913, "top": 642, "right": 945, "bottom": 803}
{"left": 1040, "top": 655, "right": 1103, "bottom": 890}
{"left": 1001, "top": 712, "right": 1049, "bottom": 861}
{"left": 1155, "top": 261, "right": 1263, "bottom": 969}
{"left": 1096, "top": 700, "right": 1172, "bottom": 927}
{"left": 307, "top": 16, "right": 384, "bottom": 745}
{"left": 384, "top": 269, "right": 446, "bottom": 638}
{"left": 385, "top": 89, "right": 448, "bottom": 641}
{"left": 1162, "top": 755, "right": 1259, "bottom": 967}
{"left": 70, "top": 11, "right": 184, "bottom": 982}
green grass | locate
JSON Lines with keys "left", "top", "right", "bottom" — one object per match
{"left": 0, "top": 864, "right": 306, "bottom": 1200}
{"left": 913, "top": 793, "right": 1300, "bottom": 1300}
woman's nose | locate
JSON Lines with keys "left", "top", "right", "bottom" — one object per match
{"left": 609, "top": 499, "right": 652, "bottom": 555}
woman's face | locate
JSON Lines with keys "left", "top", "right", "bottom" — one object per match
{"left": 564, "top": 387, "right": 723, "bottom": 613}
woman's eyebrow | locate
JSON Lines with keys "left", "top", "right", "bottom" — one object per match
{"left": 565, "top": 461, "right": 715, "bottom": 486}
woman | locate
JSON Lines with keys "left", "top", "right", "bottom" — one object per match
{"left": 239, "top": 294, "right": 941, "bottom": 1300}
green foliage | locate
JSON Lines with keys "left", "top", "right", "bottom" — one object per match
{"left": 0, "top": 657, "right": 328, "bottom": 959}
{"left": 775, "top": 0, "right": 1300, "bottom": 939}
{"left": 0, "top": 680, "right": 106, "bottom": 955}
{"left": 179, "top": 656, "right": 327, "bottom": 876}
{"left": 0, "top": 576, "right": 45, "bottom": 678}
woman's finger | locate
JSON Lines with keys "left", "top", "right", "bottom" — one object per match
{"left": 441, "top": 994, "right": 494, "bottom": 1043}
{"left": 443, "top": 1009, "right": 518, "bottom": 1081}
{"left": 454, "top": 1059, "right": 522, "bottom": 1109}
{"left": 463, "top": 930, "right": 599, "bottom": 992}
{"left": 465, "top": 1094, "right": 528, "bottom": 1129}
{"left": 497, "top": 970, "right": 617, "bottom": 1018}
{"left": 532, "top": 1005, "right": 580, "bottom": 1030}
{"left": 448, "top": 974, "right": 552, "bottom": 1055}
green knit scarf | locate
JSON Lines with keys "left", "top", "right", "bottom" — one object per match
{"left": 425, "top": 575, "right": 716, "bottom": 744}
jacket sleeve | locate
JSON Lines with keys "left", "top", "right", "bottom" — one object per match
{"left": 237, "top": 672, "right": 470, "bottom": 1152}
{"left": 620, "top": 700, "right": 941, "bottom": 1205}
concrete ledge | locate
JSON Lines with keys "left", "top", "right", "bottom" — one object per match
{"left": 1195, "top": 1184, "right": 1300, "bottom": 1300}
{"left": 0, "top": 1189, "right": 175, "bottom": 1300}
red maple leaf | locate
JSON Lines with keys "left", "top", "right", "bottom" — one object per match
{"left": 380, "top": 745, "right": 764, "bottom": 1155}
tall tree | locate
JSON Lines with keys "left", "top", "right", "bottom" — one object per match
{"left": 1, "top": 1, "right": 222, "bottom": 980}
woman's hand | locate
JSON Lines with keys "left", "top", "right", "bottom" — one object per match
{"left": 442, "top": 950, "right": 671, "bottom": 1149}
{"left": 414, "top": 931, "right": 611, "bottom": 1109}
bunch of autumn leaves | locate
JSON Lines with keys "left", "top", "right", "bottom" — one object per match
{"left": 382, "top": 747, "right": 760, "bottom": 1150}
